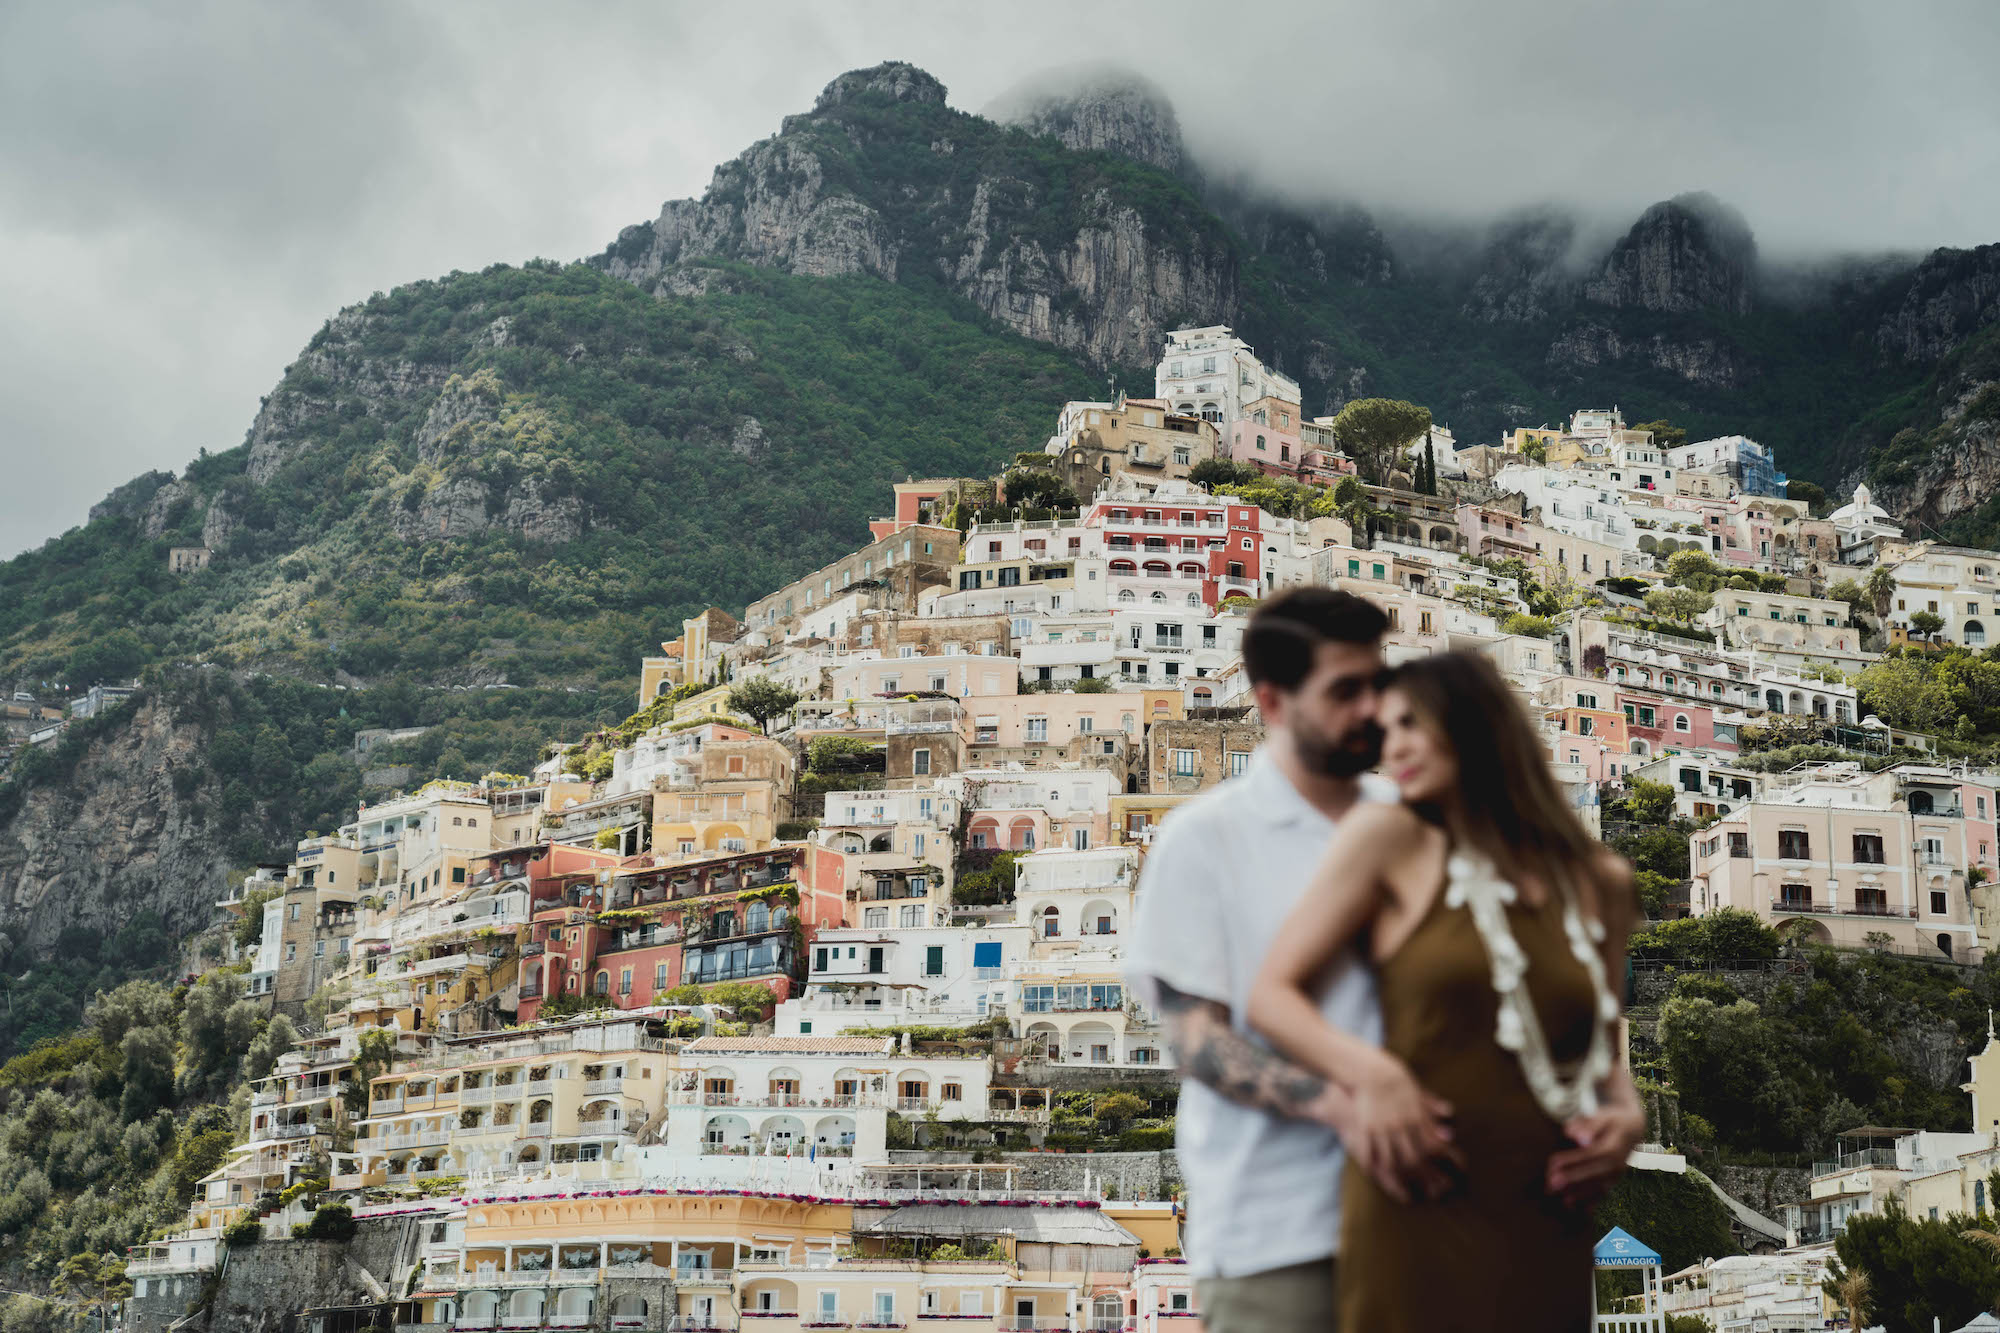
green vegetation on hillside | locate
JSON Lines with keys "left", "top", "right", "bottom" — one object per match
{"left": 0, "top": 261, "right": 1107, "bottom": 688}
{"left": 0, "top": 976, "right": 285, "bottom": 1279}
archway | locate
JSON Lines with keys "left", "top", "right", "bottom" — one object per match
{"left": 1910, "top": 791, "right": 1935, "bottom": 815}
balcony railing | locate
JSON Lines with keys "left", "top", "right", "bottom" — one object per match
{"left": 1812, "top": 1146, "right": 1901, "bottom": 1176}
{"left": 521, "top": 1123, "right": 553, "bottom": 1139}
{"left": 584, "top": 1078, "right": 624, "bottom": 1097}
{"left": 1770, "top": 899, "right": 1917, "bottom": 919}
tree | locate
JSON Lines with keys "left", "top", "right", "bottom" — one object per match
{"left": 1664, "top": 549, "right": 1725, "bottom": 594}
{"left": 1786, "top": 479, "right": 1828, "bottom": 512}
{"left": 1909, "top": 610, "right": 1946, "bottom": 642}
{"left": 1644, "top": 587, "right": 1712, "bottom": 623}
{"left": 1867, "top": 566, "right": 1898, "bottom": 620}
{"left": 1093, "top": 1092, "right": 1147, "bottom": 1132}
{"left": 1000, "top": 468, "right": 1077, "bottom": 511}
{"left": 1520, "top": 438, "right": 1548, "bottom": 464}
{"left": 1855, "top": 655, "right": 1959, "bottom": 734}
{"left": 1620, "top": 777, "right": 1677, "bottom": 826}
{"left": 1634, "top": 419, "right": 1688, "bottom": 450}
{"left": 1633, "top": 869, "right": 1675, "bottom": 917}
{"left": 1499, "top": 612, "right": 1557, "bottom": 639}
{"left": 1188, "top": 458, "right": 1260, "bottom": 491}
{"left": 726, "top": 676, "right": 801, "bottom": 734}
{"left": 1330, "top": 398, "right": 1432, "bottom": 483}
{"left": 1828, "top": 1207, "right": 2000, "bottom": 1333}
{"left": 1420, "top": 442, "right": 1439, "bottom": 495}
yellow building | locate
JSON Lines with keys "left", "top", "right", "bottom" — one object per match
{"left": 651, "top": 736, "right": 796, "bottom": 859}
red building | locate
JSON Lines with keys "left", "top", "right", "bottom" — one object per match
{"left": 516, "top": 846, "right": 806, "bottom": 1022}
{"left": 1084, "top": 495, "right": 1268, "bottom": 610}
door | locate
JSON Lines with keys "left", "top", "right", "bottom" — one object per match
{"left": 867, "top": 947, "right": 885, "bottom": 974}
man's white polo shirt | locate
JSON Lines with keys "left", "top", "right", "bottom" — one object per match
{"left": 1125, "top": 746, "right": 1392, "bottom": 1279}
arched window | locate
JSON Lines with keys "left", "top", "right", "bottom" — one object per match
{"left": 1041, "top": 906, "right": 1060, "bottom": 939}
{"left": 1117, "top": 589, "right": 1136, "bottom": 603}
{"left": 1674, "top": 714, "right": 1691, "bottom": 732}
{"left": 1151, "top": 591, "right": 1166, "bottom": 601}
{"left": 1910, "top": 791, "right": 1935, "bottom": 815}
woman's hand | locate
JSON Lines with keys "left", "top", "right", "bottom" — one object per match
{"left": 1547, "top": 1097, "right": 1645, "bottom": 1209}
{"left": 1347, "top": 1051, "right": 1459, "bottom": 1205}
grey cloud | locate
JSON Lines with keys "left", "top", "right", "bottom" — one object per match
{"left": 4, "top": 0, "right": 1998, "bottom": 555}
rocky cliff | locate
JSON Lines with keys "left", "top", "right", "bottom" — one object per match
{"left": 1874, "top": 243, "right": 2000, "bottom": 363}
{"left": 985, "top": 67, "right": 1188, "bottom": 176}
{"left": 0, "top": 692, "right": 233, "bottom": 956}
{"left": 596, "top": 62, "right": 1238, "bottom": 370}
{"left": 1865, "top": 322, "right": 2000, "bottom": 535}
{"left": 1583, "top": 193, "right": 1757, "bottom": 315}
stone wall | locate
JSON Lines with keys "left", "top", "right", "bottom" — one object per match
{"left": 1704, "top": 1162, "right": 1812, "bottom": 1218}
{"left": 184, "top": 1214, "right": 437, "bottom": 1333}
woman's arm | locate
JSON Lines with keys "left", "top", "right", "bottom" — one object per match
{"left": 1247, "top": 804, "right": 1457, "bottom": 1201}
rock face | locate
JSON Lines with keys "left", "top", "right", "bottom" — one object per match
{"left": 1461, "top": 212, "right": 1579, "bottom": 322}
{"left": 1546, "top": 321, "right": 1747, "bottom": 388}
{"left": 0, "top": 693, "right": 234, "bottom": 955}
{"left": 1875, "top": 243, "right": 2000, "bottom": 362}
{"left": 947, "top": 182, "right": 1238, "bottom": 369}
{"left": 1584, "top": 194, "right": 1757, "bottom": 315}
{"left": 989, "top": 68, "right": 1187, "bottom": 175}
{"left": 247, "top": 308, "right": 453, "bottom": 484}
{"left": 595, "top": 61, "right": 1237, "bottom": 369}
{"left": 89, "top": 470, "right": 174, "bottom": 525}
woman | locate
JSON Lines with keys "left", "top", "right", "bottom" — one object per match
{"left": 1247, "top": 652, "right": 1645, "bottom": 1332}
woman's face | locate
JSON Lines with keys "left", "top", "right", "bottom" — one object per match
{"left": 1379, "top": 686, "right": 1458, "bottom": 804}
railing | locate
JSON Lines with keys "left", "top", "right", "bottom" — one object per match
{"left": 372, "top": 1095, "right": 405, "bottom": 1114}
{"left": 462, "top": 1086, "right": 496, "bottom": 1104}
{"left": 524, "top": 1080, "right": 555, "bottom": 1096}
{"left": 676, "top": 1268, "right": 735, "bottom": 1286}
{"left": 1812, "top": 1146, "right": 1901, "bottom": 1175}
{"left": 584, "top": 1078, "right": 624, "bottom": 1096}
{"left": 268, "top": 1123, "right": 320, "bottom": 1141}
{"left": 124, "top": 1255, "right": 216, "bottom": 1277}
{"left": 1770, "top": 898, "right": 1918, "bottom": 919}
{"left": 672, "top": 1092, "right": 886, "bottom": 1109}
{"left": 456, "top": 1269, "right": 559, "bottom": 1288}
{"left": 521, "top": 1123, "right": 554, "bottom": 1139}
{"left": 252, "top": 1089, "right": 280, "bottom": 1107}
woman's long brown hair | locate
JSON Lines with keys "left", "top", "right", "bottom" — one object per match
{"left": 1384, "top": 651, "right": 1604, "bottom": 909}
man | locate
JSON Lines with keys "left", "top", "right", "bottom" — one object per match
{"left": 1126, "top": 588, "right": 1451, "bottom": 1331}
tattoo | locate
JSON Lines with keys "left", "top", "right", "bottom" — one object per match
{"left": 1155, "top": 981, "right": 1329, "bottom": 1118}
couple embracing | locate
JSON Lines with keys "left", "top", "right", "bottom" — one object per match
{"left": 1127, "top": 589, "right": 1647, "bottom": 1332}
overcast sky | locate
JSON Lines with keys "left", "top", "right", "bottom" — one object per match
{"left": 5, "top": 0, "right": 1998, "bottom": 557}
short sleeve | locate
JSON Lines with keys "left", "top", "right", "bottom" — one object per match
{"left": 1125, "top": 806, "right": 1231, "bottom": 1013}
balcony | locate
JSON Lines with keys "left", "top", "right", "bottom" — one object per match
{"left": 371, "top": 1095, "right": 405, "bottom": 1114}
{"left": 1811, "top": 1146, "right": 1902, "bottom": 1176}
{"left": 268, "top": 1123, "right": 321, "bottom": 1142}
{"left": 584, "top": 1078, "right": 624, "bottom": 1097}
{"left": 1769, "top": 899, "right": 1917, "bottom": 919}
{"left": 462, "top": 1085, "right": 495, "bottom": 1104}
{"left": 524, "top": 1079, "right": 555, "bottom": 1097}
{"left": 676, "top": 1268, "right": 735, "bottom": 1287}
{"left": 521, "top": 1123, "right": 554, "bottom": 1139}
{"left": 252, "top": 1088, "right": 281, "bottom": 1107}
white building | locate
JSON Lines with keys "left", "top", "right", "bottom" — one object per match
{"left": 1880, "top": 543, "right": 2000, "bottom": 648}
{"left": 1828, "top": 482, "right": 1905, "bottom": 565}
{"left": 1154, "top": 326, "right": 1299, "bottom": 427}
{"left": 662, "top": 1035, "right": 993, "bottom": 1164}
{"left": 776, "top": 922, "right": 1029, "bottom": 1035}
{"left": 1491, "top": 464, "right": 1641, "bottom": 553}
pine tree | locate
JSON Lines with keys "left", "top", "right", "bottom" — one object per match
{"left": 1422, "top": 442, "right": 1439, "bottom": 495}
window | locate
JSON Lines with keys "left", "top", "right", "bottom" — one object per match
{"left": 1728, "top": 832, "right": 1750, "bottom": 858}
{"left": 912, "top": 748, "right": 930, "bottom": 776}
{"left": 819, "top": 1293, "right": 839, "bottom": 1321}
{"left": 1026, "top": 717, "right": 1048, "bottom": 743}
{"left": 1173, "top": 748, "right": 1197, "bottom": 776}
{"left": 1853, "top": 834, "right": 1885, "bottom": 865}
{"left": 1228, "top": 750, "right": 1250, "bottom": 778}
{"left": 1932, "top": 890, "right": 1950, "bottom": 915}
{"left": 1778, "top": 829, "right": 1811, "bottom": 861}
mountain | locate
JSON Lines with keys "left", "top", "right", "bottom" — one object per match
{"left": 7, "top": 59, "right": 2000, "bottom": 1028}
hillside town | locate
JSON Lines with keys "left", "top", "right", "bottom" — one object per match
{"left": 107, "top": 325, "right": 2000, "bottom": 1333}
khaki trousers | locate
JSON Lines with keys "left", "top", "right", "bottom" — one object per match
{"left": 1195, "top": 1258, "right": 1338, "bottom": 1333}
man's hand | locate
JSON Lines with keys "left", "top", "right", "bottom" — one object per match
{"left": 1547, "top": 1098, "right": 1646, "bottom": 1209}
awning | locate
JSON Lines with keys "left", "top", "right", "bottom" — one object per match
{"left": 1593, "top": 1227, "right": 1661, "bottom": 1268}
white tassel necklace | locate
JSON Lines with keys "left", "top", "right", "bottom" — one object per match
{"left": 1442, "top": 850, "right": 1619, "bottom": 1122}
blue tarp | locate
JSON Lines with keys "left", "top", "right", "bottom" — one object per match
{"left": 972, "top": 941, "right": 1002, "bottom": 967}
{"left": 1594, "top": 1227, "right": 1662, "bottom": 1267}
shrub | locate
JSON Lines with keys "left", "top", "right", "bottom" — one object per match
{"left": 221, "top": 1215, "right": 263, "bottom": 1247}
{"left": 297, "top": 1202, "right": 357, "bottom": 1242}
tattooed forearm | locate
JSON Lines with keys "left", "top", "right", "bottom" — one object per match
{"left": 1156, "top": 981, "right": 1341, "bottom": 1122}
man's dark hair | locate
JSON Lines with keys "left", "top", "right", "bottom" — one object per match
{"left": 1242, "top": 587, "right": 1388, "bottom": 690}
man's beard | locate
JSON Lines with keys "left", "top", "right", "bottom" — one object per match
{"left": 1295, "top": 721, "right": 1383, "bottom": 778}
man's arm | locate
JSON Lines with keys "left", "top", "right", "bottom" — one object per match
{"left": 1154, "top": 979, "right": 1351, "bottom": 1128}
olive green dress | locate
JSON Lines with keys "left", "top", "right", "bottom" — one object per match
{"left": 1337, "top": 869, "right": 1604, "bottom": 1331}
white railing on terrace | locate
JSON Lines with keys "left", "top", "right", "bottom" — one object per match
{"left": 584, "top": 1078, "right": 624, "bottom": 1097}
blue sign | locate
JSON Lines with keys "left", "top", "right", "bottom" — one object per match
{"left": 1594, "top": 1227, "right": 1662, "bottom": 1267}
